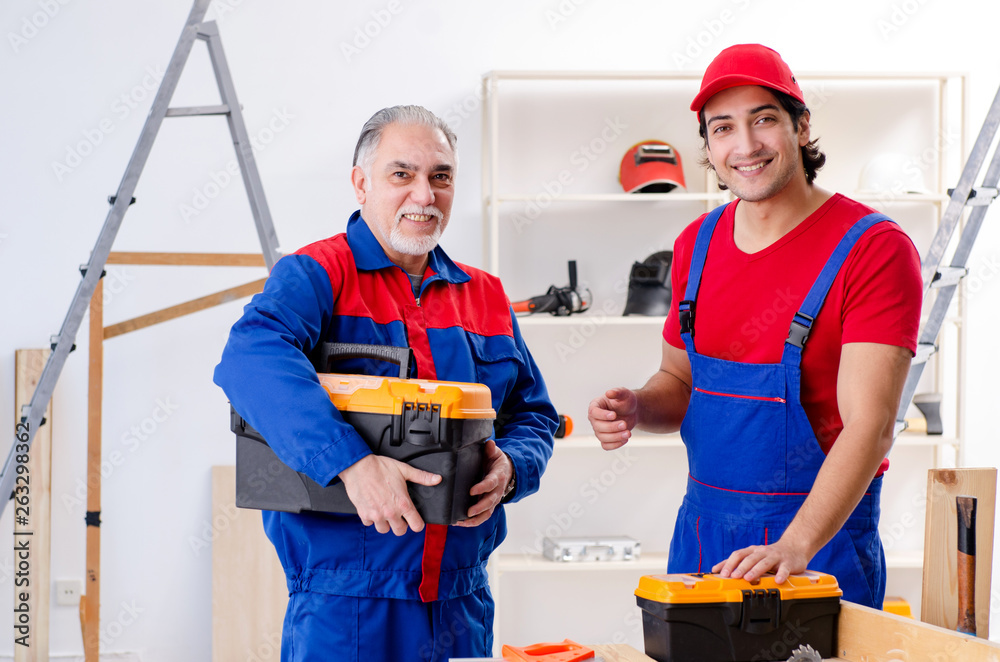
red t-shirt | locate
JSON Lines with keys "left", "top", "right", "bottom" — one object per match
{"left": 663, "top": 194, "right": 922, "bottom": 474}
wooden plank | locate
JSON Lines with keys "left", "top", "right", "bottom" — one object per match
{"left": 591, "top": 644, "right": 655, "bottom": 661}
{"left": 81, "top": 287, "right": 102, "bottom": 662}
{"left": 922, "top": 468, "right": 997, "bottom": 637}
{"left": 106, "top": 252, "right": 266, "bottom": 267}
{"left": 14, "top": 350, "right": 52, "bottom": 662}
{"left": 838, "top": 601, "right": 1000, "bottom": 661}
{"left": 103, "top": 278, "right": 267, "bottom": 339}
{"left": 212, "top": 466, "right": 287, "bottom": 662}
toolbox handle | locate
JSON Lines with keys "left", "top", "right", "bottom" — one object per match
{"left": 312, "top": 342, "right": 413, "bottom": 379}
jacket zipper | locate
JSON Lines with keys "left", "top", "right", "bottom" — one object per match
{"left": 693, "top": 387, "right": 786, "bottom": 403}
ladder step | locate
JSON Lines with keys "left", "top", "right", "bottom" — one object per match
{"left": 912, "top": 343, "right": 937, "bottom": 366}
{"left": 947, "top": 186, "right": 998, "bottom": 206}
{"left": 49, "top": 338, "right": 76, "bottom": 352}
{"left": 166, "top": 104, "right": 230, "bottom": 117}
{"left": 930, "top": 266, "right": 968, "bottom": 288}
{"left": 894, "top": 420, "right": 908, "bottom": 437}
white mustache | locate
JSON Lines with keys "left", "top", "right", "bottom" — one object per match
{"left": 395, "top": 206, "right": 443, "bottom": 223}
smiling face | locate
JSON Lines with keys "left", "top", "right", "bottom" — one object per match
{"left": 702, "top": 85, "right": 811, "bottom": 203}
{"left": 351, "top": 121, "right": 456, "bottom": 274}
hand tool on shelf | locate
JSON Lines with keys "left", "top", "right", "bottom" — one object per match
{"left": 554, "top": 414, "right": 573, "bottom": 438}
{"left": 957, "top": 495, "right": 978, "bottom": 635}
{"left": 511, "top": 261, "right": 591, "bottom": 316}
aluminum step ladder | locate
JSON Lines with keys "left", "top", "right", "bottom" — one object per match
{"left": 894, "top": 84, "right": 1000, "bottom": 445}
{"left": 1, "top": 0, "right": 281, "bottom": 514}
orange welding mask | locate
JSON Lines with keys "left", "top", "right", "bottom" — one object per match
{"left": 619, "top": 140, "right": 686, "bottom": 193}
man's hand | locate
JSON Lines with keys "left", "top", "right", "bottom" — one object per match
{"left": 588, "top": 387, "right": 638, "bottom": 450}
{"left": 711, "top": 537, "right": 810, "bottom": 585}
{"left": 338, "top": 454, "right": 441, "bottom": 536}
{"left": 456, "top": 439, "right": 512, "bottom": 528}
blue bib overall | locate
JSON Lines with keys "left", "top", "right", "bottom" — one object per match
{"left": 666, "top": 203, "right": 888, "bottom": 609}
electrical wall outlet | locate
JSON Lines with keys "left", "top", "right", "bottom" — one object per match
{"left": 55, "top": 579, "right": 83, "bottom": 606}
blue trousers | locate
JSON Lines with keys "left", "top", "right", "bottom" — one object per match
{"left": 280, "top": 588, "right": 494, "bottom": 662}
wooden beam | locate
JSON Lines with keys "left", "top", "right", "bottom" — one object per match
{"left": 81, "top": 286, "right": 102, "bottom": 662}
{"left": 922, "top": 468, "right": 997, "bottom": 637}
{"left": 212, "top": 466, "right": 287, "bottom": 662}
{"left": 14, "top": 350, "right": 52, "bottom": 662}
{"left": 106, "top": 252, "right": 266, "bottom": 267}
{"left": 103, "top": 279, "right": 267, "bottom": 340}
{"left": 838, "top": 601, "right": 1000, "bottom": 661}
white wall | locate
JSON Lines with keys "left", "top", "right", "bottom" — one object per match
{"left": 2, "top": 0, "right": 1000, "bottom": 659}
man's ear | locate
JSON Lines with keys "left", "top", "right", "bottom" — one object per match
{"left": 797, "top": 110, "right": 812, "bottom": 147}
{"left": 351, "top": 165, "right": 368, "bottom": 204}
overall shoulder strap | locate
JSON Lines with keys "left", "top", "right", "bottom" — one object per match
{"left": 679, "top": 202, "right": 731, "bottom": 352}
{"left": 780, "top": 212, "right": 893, "bottom": 366}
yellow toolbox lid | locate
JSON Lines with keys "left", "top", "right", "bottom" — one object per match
{"left": 635, "top": 571, "right": 843, "bottom": 604}
{"left": 317, "top": 373, "right": 495, "bottom": 420}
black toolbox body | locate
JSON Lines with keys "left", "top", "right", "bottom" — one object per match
{"left": 230, "top": 343, "right": 495, "bottom": 525}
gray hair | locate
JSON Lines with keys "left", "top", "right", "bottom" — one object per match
{"left": 353, "top": 105, "right": 458, "bottom": 174}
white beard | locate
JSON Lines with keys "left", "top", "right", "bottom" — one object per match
{"left": 387, "top": 206, "right": 445, "bottom": 256}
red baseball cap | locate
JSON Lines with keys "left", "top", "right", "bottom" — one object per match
{"left": 690, "top": 44, "right": 804, "bottom": 113}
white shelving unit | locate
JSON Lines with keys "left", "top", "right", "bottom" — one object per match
{"left": 481, "top": 69, "right": 967, "bottom": 651}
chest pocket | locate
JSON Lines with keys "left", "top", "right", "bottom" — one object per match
{"left": 468, "top": 332, "right": 523, "bottom": 409}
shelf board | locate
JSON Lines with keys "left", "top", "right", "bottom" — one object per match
{"left": 894, "top": 433, "right": 959, "bottom": 447}
{"left": 886, "top": 550, "right": 924, "bottom": 569}
{"left": 492, "top": 192, "right": 728, "bottom": 204}
{"left": 555, "top": 433, "right": 682, "bottom": 450}
{"left": 493, "top": 552, "right": 669, "bottom": 573}
{"left": 851, "top": 192, "right": 951, "bottom": 204}
{"left": 518, "top": 315, "right": 666, "bottom": 326}
{"left": 494, "top": 550, "right": 921, "bottom": 573}
{"left": 483, "top": 70, "right": 964, "bottom": 83}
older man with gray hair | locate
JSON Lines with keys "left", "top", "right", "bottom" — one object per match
{"left": 215, "top": 105, "right": 557, "bottom": 661}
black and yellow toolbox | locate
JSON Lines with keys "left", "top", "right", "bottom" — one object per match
{"left": 634, "top": 571, "right": 842, "bottom": 662}
{"left": 230, "top": 343, "right": 495, "bottom": 525}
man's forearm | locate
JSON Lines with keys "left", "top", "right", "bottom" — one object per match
{"left": 779, "top": 424, "right": 891, "bottom": 559}
{"left": 634, "top": 368, "right": 691, "bottom": 434}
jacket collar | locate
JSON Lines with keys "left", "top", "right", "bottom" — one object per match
{"left": 346, "top": 210, "right": 471, "bottom": 284}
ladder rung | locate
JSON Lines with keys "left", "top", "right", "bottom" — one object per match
{"left": 166, "top": 104, "right": 230, "bottom": 117}
{"left": 948, "top": 186, "right": 999, "bottom": 206}
{"left": 894, "top": 420, "right": 908, "bottom": 437}
{"left": 912, "top": 343, "right": 937, "bottom": 365}
{"left": 930, "top": 267, "right": 969, "bottom": 288}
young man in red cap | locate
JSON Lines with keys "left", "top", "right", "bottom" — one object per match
{"left": 589, "top": 44, "right": 922, "bottom": 608}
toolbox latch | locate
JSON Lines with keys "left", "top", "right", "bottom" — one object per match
{"left": 739, "top": 588, "right": 781, "bottom": 634}
{"left": 394, "top": 401, "right": 442, "bottom": 447}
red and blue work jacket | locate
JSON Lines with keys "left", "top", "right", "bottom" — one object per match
{"left": 214, "top": 212, "right": 557, "bottom": 601}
